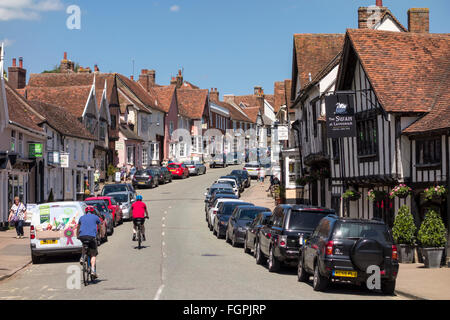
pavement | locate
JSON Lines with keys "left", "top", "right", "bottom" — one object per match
{"left": 0, "top": 168, "right": 445, "bottom": 300}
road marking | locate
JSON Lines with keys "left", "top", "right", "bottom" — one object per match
{"left": 154, "top": 284, "right": 165, "bottom": 300}
{"left": 40, "top": 285, "right": 48, "bottom": 291}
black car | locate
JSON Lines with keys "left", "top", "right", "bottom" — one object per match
{"left": 226, "top": 206, "right": 271, "bottom": 247}
{"left": 230, "top": 170, "right": 251, "bottom": 188}
{"left": 298, "top": 216, "right": 399, "bottom": 294}
{"left": 213, "top": 201, "right": 253, "bottom": 239}
{"left": 221, "top": 175, "right": 244, "bottom": 193}
{"left": 204, "top": 184, "right": 235, "bottom": 213}
{"left": 244, "top": 211, "right": 272, "bottom": 255}
{"left": 150, "top": 166, "right": 172, "bottom": 184}
{"left": 205, "top": 191, "right": 238, "bottom": 217}
{"left": 132, "top": 169, "right": 159, "bottom": 188}
{"left": 255, "top": 205, "right": 335, "bottom": 272}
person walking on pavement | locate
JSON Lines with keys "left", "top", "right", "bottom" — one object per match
{"left": 131, "top": 195, "right": 149, "bottom": 241}
{"left": 8, "top": 196, "right": 26, "bottom": 239}
{"left": 130, "top": 165, "right": 136, "bottom": 182}
{"left": 94, "top": 169, "right": 100, "bottom": 191}
{"left": 258, "top": 166, "right": 266, "bottom": 185}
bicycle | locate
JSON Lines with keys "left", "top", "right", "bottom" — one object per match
{"left": 135, "top": 217, "right": 149, "bottom": 249}
{"left": 81, "top": 240, "right": 94, "bottom": 286}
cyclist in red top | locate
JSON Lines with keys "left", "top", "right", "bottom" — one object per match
{"left": 131, "top": 195, "right": 149, "bottom": 241}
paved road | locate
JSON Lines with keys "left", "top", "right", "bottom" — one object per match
{"left": 0, "top": 166, "right": 405, "bottom": 300}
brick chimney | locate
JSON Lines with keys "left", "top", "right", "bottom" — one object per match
{"left": 130, "top": 75, "right": 134, "bottom": 81}
{"left": 8, "top": 57, "right": 26, "bottom": 90}
{"left": 408, "top": 8, "right": 430, "bottom": 33}
{"left": 223, "top": 94, "right": 235, "bottom": 104}
{"left": 210, "top": 88, "right": 219, "bottom": 102}
{"left": 94, "top": 64, "right": 100, "bottom": 73}
{"left": 60, "top": 52, "right": 74, "bottom": 73}
{"left": 170, "top": 76, "right": 177, "bottom": 86}
{"left": 138, "top": 69, "right": 156, "bottom": 92}
{"left": 254, "top": 86, "right": 263, "bottom": 96}
{"left": 358, "top": 1, "right": 387, "bottom": 29}
{"left": 176, "top": 69, "right": 183, "bottom": 88}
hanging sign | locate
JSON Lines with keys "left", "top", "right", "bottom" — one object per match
{"left": 325, "top": 94, "right": 357, "bottom": 138}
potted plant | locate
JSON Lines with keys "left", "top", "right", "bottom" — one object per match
{"left": 296, "top": 177, "right": 307, "bottom": 186}
{"left": 424, "top": 185, "right": 447, "bottom": 201}
{"left": 342, "top": 189, "right": 361, "bottom": 201}
{"left": 367, "top": 189, "right": 388, "bottom": 202}
{"left": 392, "top": 205, "right": 416, "bottom": 263}
{"left": 390, "top": 184, "right": 412, "bottom": 199}
{"left": 107, "top": 164, "right": 117, "bottom": 182}
{"left": 417, "top": 209, "right": 447, "bottom": 268}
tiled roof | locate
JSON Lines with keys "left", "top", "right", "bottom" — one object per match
{"left": 265, "top": 94, "right": 275, "bottom": 109}
{"left": 176, "top": 88, "right": 209, "bottom": 119}
{"left": 293, "top": 33, "right": 344, "bottom": 93}
{"left": 116, "top": 74, "right": 163, "bottom": 113}
{"left": 180, "top": 81, "right": 200, "bottom": 89}
{"left": 119, "top": 124, "right": 144, "bottom": 141}
{"left": 240, "top": 107, "right": 260, "bottom": 123}
{"left": 27, "top": 100, "right": 96, "bottom": 140}
{"left": 284, "top": 79, "right": 293, "bottom": 111}
{"left": 4, "top": 81, "right": 45, "bottom": 133}
{"left": 153, "top": 85, "right": 176, "bottom": 113}
{"left": 273, "top": 81, "right": 286, "bottom": 113}
{"left": 22, "top": 85, "right": 92, "bottom": 118}
{"left": 214, "top": 100, "right": 250, "bottom": 122}
{"left": 346, "top": 29, "right": 450, "bottom": 113}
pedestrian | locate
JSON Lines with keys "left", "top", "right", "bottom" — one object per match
{"left": 130, "top": 165, "right": 136, "bottom": 181}
{"left": 8, "top": 196, "right": 27, "bottom": 239}
{"left": 94, "top": 169, "right": 100, "bottom": 191}
{"left": 258, "top": 166, "right": 266, "bottom": 185}
{"left": 120, "top": 165, "right": 127, "bottom": 182}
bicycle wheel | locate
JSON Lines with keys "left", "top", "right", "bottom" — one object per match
{"left": 82, "top": 254, "right": 89, "bottom": 286}
{"left": 137, "top": 227, "right": 142, "bottom": 249}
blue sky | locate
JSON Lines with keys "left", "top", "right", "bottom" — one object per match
{"left": 1, "top": 0, "right": 449, "bottom": 97}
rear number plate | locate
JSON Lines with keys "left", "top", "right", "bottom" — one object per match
{"left": 138, "top": 181, "right": 146, "bottom": 184}
{"left": 40, "top": 239, "right": 58, "bottom": 245}
{"left": 333, "top": 270, "right": 357, "bottom": 278}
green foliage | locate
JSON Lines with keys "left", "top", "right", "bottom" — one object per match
{"left": 342, "top": 189, "right": 361, "bottom": 201}
{"left": 417, "top": 210, "right": 447, "bottom": 248}
{"left": 424, "top": 185, "right": 447, "bottom": 201}
{"left": 42, "top": 65, "right": 60, "bottom": 73}
{"left": 107, "top": 164, "right": 117, "bottom": 177}
{"left": 368, "top": 189, "right": 388, "bottom": 202}
{"left": 392, "top": 205, "right": 416, "bottom": 245}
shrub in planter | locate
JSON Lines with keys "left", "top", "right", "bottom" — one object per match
{"left": 342, "top": 189, "right": 361, "bottom": 201}
{"left": 296, "top": 177, "right": 307, "bottom": 186}
{"left": 368, "top": 189, "right": 388, "bottom": 202}
{"left": 392, "top": 205, "right": 416, "bottom": 263}
{"left": 424, "top": 185, "right": 447, "bottom": 201}
{"left": 390, "top": 184, "right": 412, "bottom": 199}
{"left": 417, "top": 209, "right": 447, "bottom": 268}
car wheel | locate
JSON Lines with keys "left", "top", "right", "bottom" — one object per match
{"left": 31, "top": 252, "right": 41, "bottom": 264}
{"left": 113, "top": 217, "right": 117, "bottom": 227}
{"left": 244, "top": 236, "right": 251, "bottom": 254}
{"left": 225, "top": 230, "right": 231, "bottom": 244}
{"left": 297, "top": 254, "right": 308, "bottom": 282}
{"left": 268, "top": 246, "right": 280, "bottom": 272}
{"left": 255, "top": 241, "right": 265, "bottom": 265}
{"left": 209, "top": 221, "right": 213, "bottom": 231}
{"left": 231, "top": 233, "right": 238, "bottom": 247}
{"left": 313, "top": 263, "right": 329, "bottom": 292}
{"left": 381, "top": 280, "right": 396, "bottom": 295}
{"left": 213, "top": 226, "right": 217, "bottom": 236}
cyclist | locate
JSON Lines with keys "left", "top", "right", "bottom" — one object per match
{"left": 77, "top": 206, "right": 101, "bottom": 278}
{"left": 131, "top": 195, "right": 149, "bottom": 241}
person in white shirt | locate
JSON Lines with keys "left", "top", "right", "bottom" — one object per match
{"left": 258, "top": 167, "right": 266, "bottom": 185}
{"left": 8, "top": 196, "right": 26, "bottom": 239}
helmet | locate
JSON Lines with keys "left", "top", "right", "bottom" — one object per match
{"left": 136, "top": 195, "right": 143, "bottom": 201}
{"left": 85, "top": 206, "right": 95, "bottom": 213}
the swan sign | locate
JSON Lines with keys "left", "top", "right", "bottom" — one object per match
{"left": 325, "top": 94, "right": 356, "bottom": 139}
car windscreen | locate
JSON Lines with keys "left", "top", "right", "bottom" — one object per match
{"left": 332, "top": 222, "right": 392, "bottom": 245}
{"left": 103, "top": 185, "right": 127, "bottom": 194}
{"left": 167, "top": 164, "right": 179, "bottom": 169}
{"left": 110, "top": 194, "right": 128, "bottom": 204}
{"left": 245, "top": 164, "right": 259, "bottom": 168}
{"left": 135, "top": 170, "right": 150, "bottom": 176}
{"left": 218, "top": 180, "right": 235, "bottom": 187}
{"left": 239, "top": 209, "right": 269, "bottom": 221}
{"left": 287, "top": 210, "right": 330, "bottom": 230}
{"left": 221, "top": 203, "right": 251, "bottom": 216}
{"left": 85, "top": 201, "right": 108, "bottom": 213}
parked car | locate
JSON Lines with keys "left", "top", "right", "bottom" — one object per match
{"left": 298, "top": 216, "right": 399, "bottom": 294}
{"left": 213, "top": 201, "right": 254, "bottom": 239}
{"left": 85, "top": 200, "right": 114, "bottom": 235}
{"left": 184, "top": 161, "right": 207, "bottom": 176}
{"left": 107, "top": 192, "right": 134, "bottom": 220}
{"left": 132, "top": 168, "right": 160, "bottom": 188}
{"left": 210, "top": 154, "right": 227, "bottom": 168}
{"left": 85, "top": 196, "right": 123, "bottom": 227}
{"left": 206, "top": 191, "right": 237, "bottom": 215}
{"left": 244, "top": 211, "right": 272, "bottom": 255}
{"left": 148, "top": 166, "right": 171, "bottom": 184}
{"left": 125, "top": 183, "right": 137, "bottom": 200}
{"left": 30, "top": 201, "right": 87, "bottom": 264}
{"left": 255, "top": 205, "right": 334, "bottom": 272}
{"left": 230, "top": 170, "right": 251, "bottom": 188}
{"left": 243, "top": 162, "right": 261, "bottom": 179}
{"left": 101, "top": 184, "right": 128, "bottom": 196}
{"left": 221, "top": 175, "right": 244, "bottom": 193}
{"left": 87, "top": 206, "right": 108, "bottom": 245}
{"left": 167, "top": 163, "right": 189, "bottom": 179}
{"left": 216, "top": 178, "right": 240, "bottom": 197}
{"left": 207, "top": 197, "right": 242, "bottom": 230}
{"left": 204, "top": 183, "right": 235, "bottom": 213}
{"left": 160, "top": 166, "right": 173, "bottom": 183}
{"left": 226, "top": 206, "right": 271, "bottom": 247}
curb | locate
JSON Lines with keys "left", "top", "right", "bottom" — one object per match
{"left": 0, "top": 260, "right": 32, "bottom": 283}
{"left": 395, "top": 289, "right": 428, "bottom": 300}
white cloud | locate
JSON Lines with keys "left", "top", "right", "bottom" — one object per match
{"left": 0, "top": 38, "right": 14, "bottom": 47}
{"left": 169, "top": 5, "right": 180, "bottom": 12}
{"left": 0, "top": 0, "right": 63, "bottom": 21}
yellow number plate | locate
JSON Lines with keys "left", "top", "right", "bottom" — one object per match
{"left": 333, "top": 270, "right": 357, "bottom": 278}
{"left": 138, "top": 181, "right": 146, "bottom": 184}
{"left": 40, "top": 239, "right": 58, "bottom": 245}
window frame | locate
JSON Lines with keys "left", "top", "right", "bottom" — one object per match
{"left": 416, "top": 137, "right": 442, "bottom": 168}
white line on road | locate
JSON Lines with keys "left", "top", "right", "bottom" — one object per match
{"left": 154, "top": 284, "right": 165, "bottom": 300}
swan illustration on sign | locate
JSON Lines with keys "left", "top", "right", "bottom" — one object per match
{"left": 334, "top": 102, "right": 349, "bottom": 115}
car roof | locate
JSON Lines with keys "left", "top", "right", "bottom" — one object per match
{"left": 278, "top": 204, "right": 335, "bottom": 213}
{"left": 104, "top": 184, "right": 127, "bottom": 187}
{"left": 334, "top": 217, "right": 387, "bottom": 225}
{"left": 214, "top": 194, "right": 238, "bottom": 198}
{"left": 38, "top": 201, "right": 82, "bottom": 207}
{"left": 216, "top": 198, "right": 243, "bottom": 203}
{"left": 86, "top": 196, "right": 111, "bottom": 200}
{"left": 210, "top": 184, "right": 233, "bottom": 189}
{"left": 237, "top": 205, "right": 271, "bottom": 211}
{"left": 222, "top": 201, "right": 253, "bottom": 207}
{"left": 107, "top": 192, "right": 129, "bottom": 196}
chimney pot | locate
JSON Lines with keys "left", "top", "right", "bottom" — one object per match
{"left": 12, "top": 58, "right": 16, "bottom": 67}
{"left": 19, "top": 57, "right": 23, "bottom": 69}
{"left": 376, "top": 0, "right": 383, "bottom": 6}
{"left": 130, "top": 75, "right": 134, "bottom": 80}
{"left": 94, "top": 64, "right": 99, "bottom": 72}
{"left": 64, "top": 52, "right": 67, "bottom": 60}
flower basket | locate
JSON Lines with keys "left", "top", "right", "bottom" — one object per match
{"left": 424, "top": 186, "right": 447, "bottom": 201}
{"left": 390, "top": 184, "right": 412, "bottom": 199}
{"left": 342, "top": 190, "right": 361, "bottom": 201}
{"left": 368, "top": 190, "right": 388, "bottom": 202}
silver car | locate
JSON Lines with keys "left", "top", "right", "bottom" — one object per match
{"left": 243, "top": 162, "right": 261, "bottom": 179}
{"left": 107, "top": 192, "right": 134, "bottom": 220}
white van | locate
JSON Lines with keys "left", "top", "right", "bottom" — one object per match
{"left": 30, "top": 201, "right": 87, "bottom": 263}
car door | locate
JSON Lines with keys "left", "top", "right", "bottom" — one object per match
{"left": 228, "top": 208, "right": 239, "bottom": 237}
{"left": 260, "top": 208, "right": 278, "bottom": 255}
{"left": 271, "top": 208, "right": 285, "bottom": 249}
{"left": 248, "top": 214, "right": 261, "bottom": 248}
